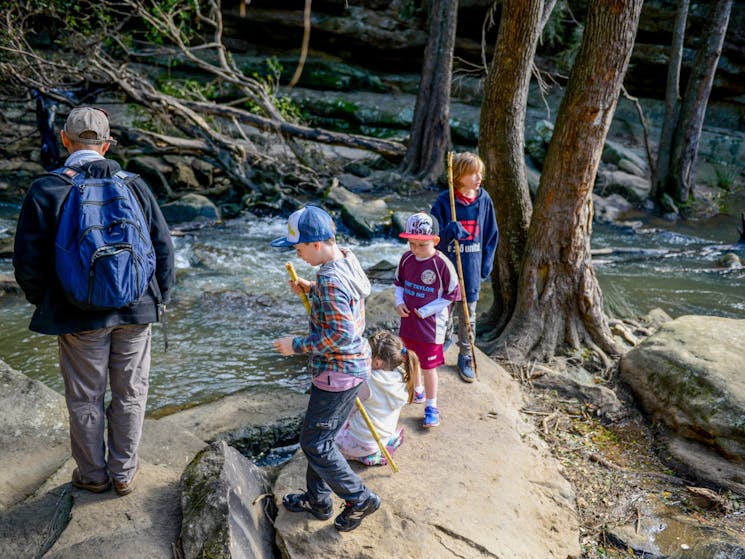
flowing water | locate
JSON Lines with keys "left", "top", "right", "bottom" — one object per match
{"left": 1, "top": 200, "right": 744, "bottom": 415}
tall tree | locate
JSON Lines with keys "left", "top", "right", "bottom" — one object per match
{"left": 479, "top": 0, "right": 557, "bottom": 336}
{"left": 665, "top": 0, "right": 734, "bottom": 204}
{"left": 650, "top": 0, "right": 690, "bottom": 202}
{"left": 492, "top": 0, "right": 644, "bottom": 364}
{"left": 399, "top": 0, "right": 458, "bottom": 184}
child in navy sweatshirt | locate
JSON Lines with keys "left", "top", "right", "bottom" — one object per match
{"left": 430, "top": 152, "right": 498, "bottom": 382}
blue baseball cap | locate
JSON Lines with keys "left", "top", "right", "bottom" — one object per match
{"left": 270, "top": 206, "right": 336, "bottom": 248}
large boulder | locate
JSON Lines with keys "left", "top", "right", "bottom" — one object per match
{"left": 0, "top": 360, "right": 69, "bottom": 508}
{"left": 180, "top": 440, "right": 275, "bottom": 559}
{"left": 161, "top": 193, "right": 221, "bottom": 225}
{"left": 326, "top": 183, "right": 391, "bottom": 239}
{"left": 620, "top": 315, "right": 745, "bottom": 494}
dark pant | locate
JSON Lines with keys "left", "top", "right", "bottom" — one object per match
{"left": 301, "top": 384, "right": 370, "bottom": 505}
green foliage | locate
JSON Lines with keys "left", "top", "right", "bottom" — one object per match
{"left": 242, "top": 57, "right": 303, "bottom": 122}
{"left": 540, "top": 0, "right": 584, "bottom": 72}
{"left": 714, "top": 163, "right": 739, "bottom": 191}
{"left": 158, "top": 78, "right": 217, "bottom": 101}
{"left": 541, "top": 0, "right": 570, "bottom": 50}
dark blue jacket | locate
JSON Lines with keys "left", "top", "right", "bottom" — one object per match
{"left": 13, "top": 158, "right": 175, "bottom": 335}
{"left": 431, "top": 188, "right": 498, "bottom": 302}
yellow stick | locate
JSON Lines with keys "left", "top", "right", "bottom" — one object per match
{"left": 285, "top": 262, "right": 399, "bottom": 473}
{"left": 446, "top": 152, "right": 478, "bottom": 378}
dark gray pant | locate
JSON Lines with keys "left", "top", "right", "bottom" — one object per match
{"left": 453, "top": 299, "right": 478, "bottom": 356}
{"left": 58, "top": 324, "right": 151, "bottom": 484}
{"left": 301, "top": 384, "right": 371, "bottom": 505}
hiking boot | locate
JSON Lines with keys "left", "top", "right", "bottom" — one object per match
{"left": 457, "top": 353, "right": 475, "bottom": 383}
{"left": 412, "top": 388, "right": 425, "bottom": 404}
{"left": 423, "top": 405, "right": 440, "bottom": 428}
{"left": 71, "top": 468, "right": 111, "bottom": 494}
{"left": 283, "top": 491, "right": 334, "bottom": 520}
{"left": 113, "top": 464, "right": 140, "bottom": 497}
{"left": 333, "top": 493, "right": 381, "bottom": 532}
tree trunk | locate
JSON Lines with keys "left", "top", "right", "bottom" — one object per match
{"left": 399, "top": 0, "right": 458, "bottom": 185}
{"left": 479, "top": 0, "right": 544, "bottom": 339}
{"left": 651, "top": 0, "right": 689, "bottom": 201}
{"left": 667, "top": 0, "right": 733, "bottom": 203}
{"left": 493, "top": 0, "right": 644, "bottom": 364}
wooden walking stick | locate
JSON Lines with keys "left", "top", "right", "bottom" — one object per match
{"left": 446, "top": 152, "right": 479, "bottom": 378}
{"left": 285, "top": 262, "right": 399, "bottom": 473}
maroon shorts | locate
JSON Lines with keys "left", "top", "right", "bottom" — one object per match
{"left": 401, "top": 337, "right": 444, "bottom": 370}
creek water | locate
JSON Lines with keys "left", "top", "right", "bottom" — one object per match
{"left": 1, "top": 200, "right": 744, "bottom": 416}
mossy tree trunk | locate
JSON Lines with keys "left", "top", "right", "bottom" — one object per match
{"left": 491, "top": 0, "right": 644, "bottom": 364}
{"left": 399, "top": 0, "right": 458, "bottom": 185}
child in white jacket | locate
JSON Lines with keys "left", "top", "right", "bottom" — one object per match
{"left": 336, "top": 330, "right": 420, "bottom": 466}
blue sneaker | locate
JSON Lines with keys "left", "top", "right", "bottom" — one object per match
{"left": 457, "top": 353, "right": 475, "bottom": 383}
{"left": 423, "top": 405, "right": 440, "bottom": 428}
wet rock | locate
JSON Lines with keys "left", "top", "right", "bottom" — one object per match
{"left": 620, "top": 315, "right": 745, "bottom": 495}
{"left": 0, "top": 236, "right": 13, "bottom": 258}
{"left": 597, "top": 169, "right": 651, "bottom": 205}
{"left": 594, "top": 193, "right": 634, "bottom": 223}
{"left": 326, "top": 183, "right": 390, "bottom": 238}
{"left": 161, "top": 193, "right": 221, "bottom": 225}
{"left": 717, "top": 252, "right": 743, "bottom": 268}
{"left": 180, "top": 440, "right": 275, "bottom": 559}
{"left": 0, "top": 275, "right": 21, "bottom": 295}
{"left": 365, "top": 259, "right": 397, "bottom": 284}
{"left": 604, "top": 497, "right": 745, "bottom": 558}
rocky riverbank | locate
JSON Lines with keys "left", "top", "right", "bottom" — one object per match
{"left": 1, "top": 290, "right": 744, "bottom": 558}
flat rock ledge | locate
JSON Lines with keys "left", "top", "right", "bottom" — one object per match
{"left": 0, "top": 346, "right": 581, "bottom": 558}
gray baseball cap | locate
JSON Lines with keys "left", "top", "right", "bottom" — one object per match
{"left": 63, "top": 107, "right": 117, "bottom": 145}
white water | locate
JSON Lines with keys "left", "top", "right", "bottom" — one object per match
{"left": 1, "top": 206, "right": 744, "bottom": 415}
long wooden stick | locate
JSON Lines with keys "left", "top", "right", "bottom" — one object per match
{"left": 446, "top": 152, "right": 478, "bottom": 378}
{"left": 285, "top": 262, "right": 399, "bottom": 472}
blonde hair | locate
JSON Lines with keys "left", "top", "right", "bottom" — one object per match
{"left": 451, "top": 152, "right": 485, "bottom": 184}
{"left": 368, "top": 330, "right": 420, "bottom": 404}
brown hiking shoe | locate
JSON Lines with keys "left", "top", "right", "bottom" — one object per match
{"left": 113, "top": 465, "right": 140, "bottom": 497}
{"left": 72, "top": 468, "right": 111, "bottom": 493}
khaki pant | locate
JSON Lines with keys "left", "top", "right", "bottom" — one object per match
{"left": 58, "top": 324, "right": 151, "bottom": 484}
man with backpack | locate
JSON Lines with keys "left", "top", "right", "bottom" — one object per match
{"left": 13, "top": 106, "right": 175, "bottom": 496}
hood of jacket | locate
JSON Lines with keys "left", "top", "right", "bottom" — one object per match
{"left": 317, "top": 247, "right": 371, "bottom": 300}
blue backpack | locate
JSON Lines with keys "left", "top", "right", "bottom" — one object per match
{"left": 54, "top": 166, "right": 157, "bottom": 310}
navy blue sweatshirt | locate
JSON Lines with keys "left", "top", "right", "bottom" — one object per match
{"left": 431, "top": 188, "right": 498, "bottom": 302}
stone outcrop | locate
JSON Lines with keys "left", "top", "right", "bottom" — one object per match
{"left": 180, "top": 441, "right": 275, "bottom": 559}
{"left": 273, "top": 346, "right": 581, "bottom": 558}
{"left": 620, "top": 315, "right": 745, "bottom": 495}
{"left": 0, "top": 361, "right": 69, "bottom": 508}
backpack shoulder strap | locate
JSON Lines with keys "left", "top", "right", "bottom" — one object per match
{"left": 113, "top": 169, "right": 140, "bottom": 185}
{"left": 47, "top": 166, "right": 86, "bottom": 186}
